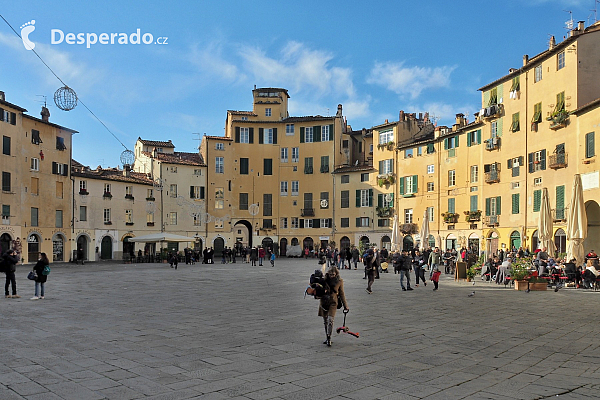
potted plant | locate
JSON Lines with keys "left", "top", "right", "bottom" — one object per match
{"left": 466, "top": 266, "right": 477, "bottom": 282}
{"left": 463, "top": 210, "right": 482, "bottom": 222}
{"left": 510, "top": 259, "right": 532, "bottom": 290}
{"left": 441, "top": 212, "right": 459, "bottom": 223}
{"left": 527, "top": 276, "right": 548, "bottom": 291}
{"left": 103, "top": 191, "right": 112, "bottom": 198}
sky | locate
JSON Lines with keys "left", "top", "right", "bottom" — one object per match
{"left": 0, "top": 0, "right": 598, "bottom": 168}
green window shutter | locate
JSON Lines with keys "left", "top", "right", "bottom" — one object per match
{"left": 497, "top": 118, "right": 503, "bottom": 137}
{"left": 586, "top": 132, "right": 595, "bottom": 158}
{"left": 314, "top": 126, "right": 321, "bottom": 142}
{"left": 356, "top": 217, "right": 361, "bottom": 227}
{"left": 540, "top": 149, "right": 546, "bottom": 170}
{"left": 455, "top": 135, "right": 459, "bottom": 147}
{"left": 467, "top": 132, "right": 471, "bottom": 147}
{"left": 496, "top": 196, "right": 502, "bottom": 215}
{"left": 485, "top": 198, "right": 491, "bottom": 216}
{"left": 507, "top": 159, "right": 513, "bottom": 169}
{"left": 259, "top": 128, "right": 264, "bottom": 144}
{"left": 378, "top": 161, "right": 383, "bottom": 175}
{"left": 356, "top": 190, "right": 360, "bottom": 207}
{"left": 470, "top": 195, "right": 478, "bottom": 212}
{"left": 190, "top": 186, "right": 194, "bottom": 199}
{"left": 448, "top": 198, "right": 455, "bottom": 214}
{"left": 533, "top": 190, "right": 541, "bottom": 212}
{"left": 313, "top": 219, "right": 320, "bottom": 228}
{"left": 556, "top": 185, "right": 565, "bottom": 209}
{"left": 528, "top": 153, "right": 534, "bottom": 173}
{"left": 477, "top": 129, "right": 481, "bottom": 144}
{"left": 300, "top": 219, "right": 304, "bottom": 229}
{"left": 378, "top": 194, "right": 383, "bottom": 208}
{"left": 329, "top": 124, "right": 334, "bottom": 141}
{"left": 389, "top": 193, "right": 394, "bottom": 207}
{"left": 300, "top": 127, "right": 305, "bottom": 143}
{"left": 235, "top": 127, "right": 240, "bottom": 143}
{"left": 272, "top": 128, "right": 278, "bottom": 144}
{"left": 368, "top": 189, "right": 373, "bottom": 207}
{"left": 444, "top": 138, "right": 448, "bottom": 150}
{"left": 399, "top": 177, "right": 405, "bottom": 195}
{"left": 427, "top": 143, "right": 434, "bottom": 153}
{"left": 512, "top": 193, "right": 520, "bottom": 214}
{"left": 249, "top": 128, "right": 254, "bottom": 143}
{"left": 412, "top": 175, "right": 418, "bottom": 194}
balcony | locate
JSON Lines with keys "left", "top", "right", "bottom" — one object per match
{"left": 442, "top": 213, "right": 459, "bottom": 224}
{"left": 482, "top": 104, "right": 502, "bottom": 119}
{"left": 552, "top": 207, "right": 568, "bottom": 222}
{"left": 301, "top": 208, "right": 315, "bottom": 217}
{"left": 484, "top": 215, "right": 500, "bottom": 226}
{"left": 484, "top": 171, "right": 500, "bottom": 184}
{"left": 484, "top": 137, "right": 500, "bottom": 151}
{"left": 78, "top": 190, "right": 89, "bottom": 195}
{"left": 377, "top": 173, "right": 395, "bottom": 187}
{"left": 376, "top": 206, "right": 393, "bottom": 218}
{"left": 2, "top": 216, "right": 9, "bottom": 225}
{"left": 463, "top": 210, "right": 482, "bottom": 222}
{"left": 103, "top": 192, "right": 112, "bottom": 199}
{"left": 549, "top": 153, "right": 568, "bottom": 169}
{"left": 548, "top": 110, "right": 570, "bottom": 130}
{"left": 125, "top": 194, "right": 134, "bottom": 200}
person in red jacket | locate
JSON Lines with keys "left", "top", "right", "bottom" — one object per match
{"left": 258, "top": 247, "right": 265, "bottom": 266}
{"left": 431, "top": 267, "right": 442, "bottom": 291}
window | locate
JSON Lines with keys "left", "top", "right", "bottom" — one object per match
{"left": 125, "top": 209, "right": 133, "bottom": 224}
{"left": 170, "top": 212, "right": 178, "bottom": 225}
{"left": 147, "top": 212, "right": 154, "bottom": 224}
{"left": 292, "top": 147, "right": 299, "bottom": 162}
{"left": 404, "top": 148, "right": 413, "bottom": 158}
{"left": 304, "top": 157, "right": 313, "bottom": 174}
{"left": 532, "top": 102, "right": 542, "bottom": 124}
{"left": 533, "top": 189, "right": 542, "bottom": 212}
{"left": 511, "top": 182, "right": 520, "bottom": 190}
{"left": 80, "top": 206, "right": 87, "bottom": 222}
{"left": 557, "top": 50, "right": 565, "bottom": 70}
{"left": 448, "top": 198, "right": 456, "bottom": 214}
{"left": 320, "top": 192, "right": 329, "bottom": 208}
{"left": 169, "top": 166, "right": 178, "bottom": 173}
{"left": 586, "top": 132, "right": 595, "bottom": 158}
{"left": 534, "top": 65, "right": 543, "bottom": 82}
{"left": 31, "top": 177, "right": 39, "bottom": 195}
{"left": 147, "top": 188, "right": 154, "bottom": 199}
{"left": 320, "top": 156, "right": 329, "bottom": 173}
{"left": 370, "top": 144, "right": 374, "bottom": 153}
{"left": 169, "top": 184, "right": 178, "bottom": 198}
{"left": 55, "top": 210, "right": 63, "bottom": 228}
{"left": 427, "top": 164, "right": 434, "bottom": 174}
{"left": 56, "top": 181, "right": 63, "bottom": 199}
{"left": 321, "top": 125, "right": 330, "bottom": 141}
{"left": 240, "top": 158, "right": 249, "bottom": 174}
{"left": 356, "top": 217, "right": 370, "bottom": 227}
{"left": 125, "top": 186, "right": 133, "bottom": 197}
{"left": 215, "top": 220, "right": 223, "bottom": 229}
{"left": 291, "top": 217, "right": 299, "bottom": 229}
{"left": 31, "top": 207, "right": 39, "bottom": 226}
{"left": 467, "top": 130, "right": 481, "bottom": 146}
{"left": 193, "top": 214, "right": 201, "bottom": 226}
{"left": 417, "top": 146, "right": 423, "bottom": 156}
{"left": 470, "top": 165, "right": 478, "bottom": 183}
{"left": 361, "top": 173, "right": 369, "bottom": 182}
{"left": 30, "top": 157, "right": 39, "bottom": 171}
{"left": 529, "top": 150, "right": 546, "bottom": 172}
{"left": 427, "top": 182, "right": 434, "bottom": 192}
{"left": 448, "top": 170, "right": 456, "bottom": 187}
{"left": 401, "top": 175, "right": 418, "bottom": 195}
{"left": 191, "top": 186, "right": 204, "bottom": 199}
{"left": 280, "top": 148, "right": 288, "bottom": 163}
{"left": 341, "top": 175, "right": 350, "bottom": 184}
{"left": 1, "top": 110, "right": 16, "bottom": 125}
{"left": 263, "top": 194, "right": 272, "bottom": 216}
{"left": 52, "top": 162, "right": 68, "bottom": 176}
{"left": 341, "top": 218, "right": 349, "bottom": 228}
{"left": 193, "top": 169, "right": 202, "bottom": 176}
{"left": 427, "top": 207, "right": 434, "bottom": 222}
{"left": 445, "top": 135, "right": 459, "bottom": 149}
{"left": 491, "top": 121, "right": 498, "bottom": 138}
{"left": 2, "top": 171, "right": 10, "bottom": 192}
{"left": 485, "top": 197, "right": 501, "bottom": 216}
{"left": 215, "top": 188, "right": 224, "bottom": 209}
{"left": 534, "top": 177, "right": 542, "bottom": 186}
{"left": 291, "top": 181, "right": 299, "bottom": 196}
{"left": 471, "top": 186, "right": 478, "bottom": 192}
{"left": 241, "top": 116, "right": 248, "bottom": 121}
{"left": 56, "top": 137, "right": 66, "bottom": 151}
{"left": 342, "top": 140, "right": 349, "bottom": 149}
{"left": 2, "top": 136, "right": 10, "bottom": 155}
{"left": 264, "top": 158, "right": 273, "bottom": 175}
{"left": 31, "top": 129, "right": 42, "bottom": 145}
{"left": 379, "top": 159, "right": 393, "bottom": 174}
{"left": 357, "top": 189, "right": 372, "bottom": 207}
{"left": 426, "top": 143, "right": 435, "bottom": 154}
{"left": 341, "top": 190, "right": 349, "bottom": 208}
{"left": 103, "top": 208, "right": 111, "bottom": 224}
{"left": 216, "top": 142, "right": 223, "bottom": 149}
{"left": 508, "top": 156, "right": 524, "bottom": 177}
{"left": 215, "top": 157, "right": 225, "bottom": 174}
{"left": 280, "top": 217, "right": 288, "bottom": 229}
{"left": 404, "top": 208, "right": 413, "bottom": 224}
{"left": 280, "top": 181, "right": 288, "bottom": 196}
{"left": 304, "top": 219, "right": 314, "bottom": 228}
{"left": 321, "top": 218, "right": 332, "bottom": 228}
{"left": 240, "top": 127, "right": 249, "bottom": 143}
{"left": 511, "top": 112, "right": 520, "bottom": 132}
{"left": 263, "top": 128, "right": 274, "bottom": 144}
{"left": 379, "top": 129, "right": 393, "bottom": 144}
{"left": 556, "top": 91, "right": 565, "bottom": 113}
{"left": 239, "top": 193, "right": 248, "bottom": 210}
{"left": 303, "top": 193, "right": 313, "bottom": 211}
{"left": 265, "top": 108, "right": 271, "bottom": 117}
{"left": 286, "top": 124, "right": 294, "bottom": 135}
{"left": 512, "top": 193, "right": 520, "bottom": 214}
{"left": 305, "top": 127, "right": 314, "bottom": 143}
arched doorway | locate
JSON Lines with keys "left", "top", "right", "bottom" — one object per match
{"left": 101, "top": 236, "right": 113, "bottom": 259}
{"left": 554, "top": 228, "right": 566, "bottom": 255}
{"left": 213, "top": 237, "right": 225, "bottom": 256}
{"left": 509, "top": 231, "right": 521, "bottom": 251}
{"left": 262, "top": 237, "right": 274, "bottom": 253}
{"left": 27, "top": 233, "right": 41, "bottom": 263}
{"left": 486, "top": 231, "right": 499, "bottom": 257}
{"left": 52, "top": 233, "right": 65, "bottom": 262}
{"left": 359, "top": 236, "right": 370, "bottom": 252}
{"left": 234, "top": 220, "right": 253, "bottom": 248}
{"left": 279, "top": 238, "right": 288, "bottom": 256}
{"left": 123, "top": 236, "right": 134, "bottom": 258}
{"left": 445, "top": 234, "right": 457, "bottom": 251}
{"left": 381, "top": 235, "right": 391, "bottom": 250}
{"left": 403, "top": 235, "right": 414, "bottom": 251}
{"left": 1, "top": 232, "right": 12, "bottom": 254}
{"left": 531, "top": 230, "right": 539, "bottom": 252}
{"left": 340, "top": 236, "right": 350, "bottom": 251}
{"left": 468, "top": 233, "right": 480, "bottom": 254}
{"left": 77, "top": 235, "right": 89, "bottom": 262}
{"left": 303, "top": 237, "right": 314, "bottom": 251}
{"left": 584, "top": 201, "right": 600, "bottom": 255}
{"left": 291, "top": 237, "right": 299, "bottom": 246}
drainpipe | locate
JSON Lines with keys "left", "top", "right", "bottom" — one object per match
{"left": 524, "top": 71, "right": 529, "bottom": 250}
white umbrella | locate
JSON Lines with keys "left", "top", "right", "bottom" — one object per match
{"left": 538, "top": 187, "right": 556, "bottom": 256}
{"left": 420, "top": 210, "right": 430, "bottom": 251}
{"left": 128, "top": 233, "right": 195, "bottom": 243}
{"left": 390, "top": 215, "right": 401, "bottom": 251}
{"left": 566, "top": 174, "right": 587, "bottom": 266}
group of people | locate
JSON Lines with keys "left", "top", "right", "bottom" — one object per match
{"left": 3, "top": 246, "right": 50, "bottom": 300}
{"left": 314, "top": 246, "right": 362, "bottom": 270}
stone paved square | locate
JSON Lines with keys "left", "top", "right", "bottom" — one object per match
{"left": 1, "top": 259, "right": 600, "bottom": 399}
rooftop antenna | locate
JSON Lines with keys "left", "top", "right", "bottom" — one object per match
{"left": 564, "top": 10, "right": 574, "bottom": 30}
{"left": 192, "top": 132, "right": 202, "bottom": 151}
{"left": 590, "top": 0, "right": 599, "bottom": 24}
{"left": 35, "top": 95, "right": 47, "bottom": 107}
{"left": 326, "top": 107, "right": 330, "bottom": 117}
{"left": 429, "top": 113, "right": 440, "bottom": 127}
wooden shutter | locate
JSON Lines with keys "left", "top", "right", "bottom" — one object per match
{"left": 249, "top": 128, "right": 254, "bottom": 143}
{"left": 448, "top": 198, "right": 455, "bottom": 214}
{"left": 512, "top": 193, "right": 519, "bottom": 214}
{"left": 273, "top": 128, "right": 278, "bottom": 144}
{"left": 467, "top": 132, "right": 472, "bottom": 147}
{"left": 200, "top": 186, "right": 205, "bottom": 199}
{"left": 556, "top": 185, "right": 565, "bottom": 210}
{"left": 356, "top": 217, "right": 361, "bottom": 227}
{"left": 497, "top": 119, "right": 503, "bottom": 137}
{"left": 586, "top": 132, "right": 595, "bottom": 158}
{"left": 300, "top": 219, "right": 304, "bottom": 229}
{"left": 528, "top": 153, "right": 534, "bottom": 173}
{"left": 477, "top": 130, "right": 481, "bottom": 144}
{"left": 356, "top": 190, "right": 361, "bottom": 207}
{"left": 485, "top": 197, "right": 491, "bottom": 216}
{"left": 399, "top": 177, "right": 405, "bottom": 195}
{"left": 412, "top": 175, "right": 418, "bottom": 194}
{"left": 444, "top": 138, "right": 448, "bottom": 150}
{"left": 484, "top": 164, "right": 490, "bottom": 173}
{"left": 378, "top": 194, "right": 383, "bottom": 208}
{"left": 455, "top": 135, "right": 459, "bottom": 147}
{"left": 378, "top": 161, "right": 383, "bottom": 175}
{"left": 235, "top": 127, "right": 240, "bottom": 143}
{"left": 0, "top": 108, "right": 3, "bottom": 122}
{"left": 190, "top": 186, "right": 194, "bottom": 199}
{"left": 389, "top": 193, "right": 394, "bottom": 207}
{"left": 496, "top": 196, "right": 502, "bottom": 215}
{"left": 540, "top": 149, "right": 546, "bottom": 170}
{"left": 300, "top": 127, "right": 305, "bottom": 143}
{"left": 470, "top": 195, "right": 478, "bottom": 212}
{"left": 52, "top": 162, "right": 58, "bottom": 175}
{"left": 313, "top": 219, "right": 320, "bottom": 228}
{"left": 533, "top": 190, "right": 541, "bottom": 212}
{"left": 10, "top": 113, "right": 15, "bottom": 125}
{"left": 329, "top": 124, "right": 334, "bottom": 141}
{"left": 314, "top": 126, "right": 321, "bottom": 142}
{"left": 507, "top": 159, "right": 513, "bottom": 169}
{"left": 259, "top": 128, "right": 264, "bottom": 144}
{"left": 368, "top": 189, "right": 373, "bottom": 207}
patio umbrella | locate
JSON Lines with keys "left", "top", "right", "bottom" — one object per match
{"left": 538, "top": 187, "right": 556, "bottom": 256}
{"left": 390, "top": 215, "right": 401, "bottom": 251}
{"left": 566, "top": 174, "right": 587, "bottom": 266}
{"left": 420, "top": 210, "right": 430, "bottom": 251}
{"left": 128, "top": 233, "right": 195, "bottom": 243}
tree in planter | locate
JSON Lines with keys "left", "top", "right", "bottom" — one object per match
{"left": 466, "top": 266, "right": 477, "bottom": 281}
{"left": 441, "top": 212, "right": 459, "bottom": 223}
{"left": 464, "top": 210, "right": 482, "bottom": 222}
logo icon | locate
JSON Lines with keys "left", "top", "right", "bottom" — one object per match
{"left": 20, "top": 20, "right": 36, "bottom": 50}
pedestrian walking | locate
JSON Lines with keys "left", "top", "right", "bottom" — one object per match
{"left": 413, "top": 250, "right": 427, "bottom": 287}
{"left": 250, "top": 246, "right": 258, "bottom": 266}
{"left": 428, "top": 247, "right": 441, "bottom": 278}
{"left": 3, "top": 248, "right": 20, "bottom": 298}
{"left": 318, "top": 266, "right": 349, "bottom": 346}
{"left": 30, "top": 252, "right": 49, "bottom": 300}
{"left": 398, "top": 250, "right": 413, "bottom": 291}
{"left": 364, "top": 248, "right": 376, "bottom": 293}
{"left": 431, "top": 267, "right": 441, "bottom": 290}
{"left": 351, "top": 246, "right": 359, "bottom": 270}
{"left": 170, "top": 252, "right": 179, "bottom": 269}
{"left": 270, "top": 252, "right": 275, "bottom": 267}
{"left": 258, "top": 247, "right": 265, "bottom": 266}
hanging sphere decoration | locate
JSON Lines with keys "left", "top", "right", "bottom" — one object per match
{"left": 54, "top": 86, "right": 78, "bottom": 111}
{"left": 120, "top": 149, "right": 135, "bottom": 167}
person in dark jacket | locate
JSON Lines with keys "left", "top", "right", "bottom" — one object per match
{"left": 318, "top": 266, "right": 349, "bottom": 346}
{"left": 413, "top": 250, "right": 427, "bottom": 287}
{"left": 365, "top": 249, "right": 376, "bottom": 293}
{"left": 3, "top": 249, "right": 20, "bottom": 298}
{"left": 351, "top": 247, "right": 360, "bottom": 269}
{"left": 398, "top": 250, "right": 413, "bottom": 291}
{"left": 31, "top": 252, "right": 49, "bottom": 300}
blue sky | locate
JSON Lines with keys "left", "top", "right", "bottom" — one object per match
{"left": 0, "top": 0, "right": 597, "bottom": 167}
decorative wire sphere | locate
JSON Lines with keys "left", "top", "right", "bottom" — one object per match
{"left": 120, "top": 149, "right": 135, "bottom": 166}
{"left": 54, "top": 86, "right": 78, "bottom": 111}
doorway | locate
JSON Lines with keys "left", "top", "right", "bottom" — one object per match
{"left": 101, "top": 236, "right": 112, "bottom": 259}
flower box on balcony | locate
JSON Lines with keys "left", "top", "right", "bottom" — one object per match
{"left": 79, "top": 190, "right": 89, "bottom": 195}
{"left": 441, "top": 212, "right": 459, "bottom": 224}
{"left": 103, "top": 192, "right": 112, "bottom": 199}
{"left": 104, "top": 221, "right": 112, "bottom": 225}
{"left": 376, "top": 141, "right": 395, "bottom": 151}
{"left": 464, "top": 210, "right": 482, "bottom": 222}
{"left": 125, "top": 222, "right": 134, "bottom": 226}
{"left": 125, "top": 194, "right": 134, "bottom": 200}
{"left": 146, "top": 197, "right": 155, "bottom": 201}
{"left": 377, "top": 173, "right": 395, "bottom": 187}
{"left": 376, "top": 206, "right": 393, "bottom": 218}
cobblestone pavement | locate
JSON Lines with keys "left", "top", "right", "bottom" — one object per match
{"left": 1, "top": 258, "right": 600, "bottom": 399}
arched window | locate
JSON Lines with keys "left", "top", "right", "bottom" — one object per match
{"left": 554, "top": 228, "right": 566, "bottom": 254}
{"left": 509, "top": 231, "right": 521, "bottom": 251}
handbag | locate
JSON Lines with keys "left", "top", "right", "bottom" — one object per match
{"left": 27, "top": 270, "right": 37, "bottom": 280}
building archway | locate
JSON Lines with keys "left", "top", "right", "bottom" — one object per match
{"left": 262, "top": 237, "right": 274, "bottom": 253}
{"left": 403, "top": 235, "right": 414, "bottom": 251}
{"left": 486, "top": 231, "right": 499, "bottom": 257}
{"left": 0, "top": 232, "right": 12, "bottom": 254}
{"left": 234, "top": 220, "right": 253, "bottom": 248}
{"left": 509, "top": 231, "right": 521, "bottom": 251}
{"left": 584, "top": 200, "right": 600, "bottom": 254}
{"left": 76, "top": 234, "right": 89, "bottom": 262}
{"left": 213, "top": 236, "right": 225, "bottom": 256}
{"left": 27, "top": 233, "right": 41, "bottom": 263}
{"left": 531, "top": 230, "right": 539, "bottom": 252}
{"left": 52, "top": 233, "right": 66, "bottom": 262}
{"left": 303, "top": 237, "right": 314, "bottom": 251}
{"left": 445, "top": 234, "right": 457, "bottom": 251}
{"left": 122, "top": 235, "right": 135, "bottom": 258}
{"left": 381, "top": 235, "right": 391, "bottom": 250}
{"left": 340, "top": 236, "right": 351, "bottom": 251}
{"left": 468, "top": 233, "right": 480, "bottom": 254}
{"left": 291, "top": 237, "right": 299, "bottom": 246}
{"left": 554, "top": 228, "right": 566, "bottom": 255}
{"left": 100, "top": 236, "right": 113, "bottom": 260}
{"left": 279, "top": 238, "right": 288, "bottom": 256}
{"left": 359, "top": 236, "right": 370, "bottom": 252}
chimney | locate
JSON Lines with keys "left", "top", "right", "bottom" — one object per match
{"left": 41, "top": 106, "right": 50, "bottom": 122}
{"left": 385, "top": 119, "right": 388, "bottom": 124}
{"left": 336, "top": 104, "right": 343, "bottom": 117}
{"left": 455, "top": 113, "right": 465, "bottom": 126}
{"left": 578, "top": 21, "right": 585, "bottom": 32}
{"left": 523, "top": 54, "right": 529, "bottom": 66}
{"left": 549, "top": 36, "right": 556, "bottom": 50}
{"left": 0, "top": 91, "right": 5, "bottom": 101}
{"left": 399, "top": 110, "right": 405, "bottom": 121}
{"left": 123, "top": 164, "right": 131, "bottom": 177}
{"left": 418, "top": 112, "right": 423, "bottom": 120}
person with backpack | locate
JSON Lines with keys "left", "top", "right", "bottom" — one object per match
{"left": 398, "top": 250, "right": 413, "bottom": 291}
{"left": 364, "top": 248, "right": 376, "bottom": 293}
{"left": 318, "top": 266, "right": 349, "bottom": 346}
{"left": 30, "top": 252, "right": 50, "bottom": 300}
{"left": 3, "top": 248, "right": 20, "bottom": 298}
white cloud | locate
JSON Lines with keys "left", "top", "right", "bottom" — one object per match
{"left": 188, "top": 41, "right": 246, "bottom": 83}
{"left": 342, "top": 97, "right": 372, "bottom": 120}
{"left": 367, "top": 61, "right": 456, "bottom": 99}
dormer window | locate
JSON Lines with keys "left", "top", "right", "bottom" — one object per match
{"left": 265, "top": 108, "right": 272, "bottom": 117}
{"left": 32, "top": 129, "right": 42, "bottom": 145}
{"left": 56, "top": 137, "right": 66, "bottom": 151}
{"left": 241, "top": 116, "right": 248, "bottom": 121}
